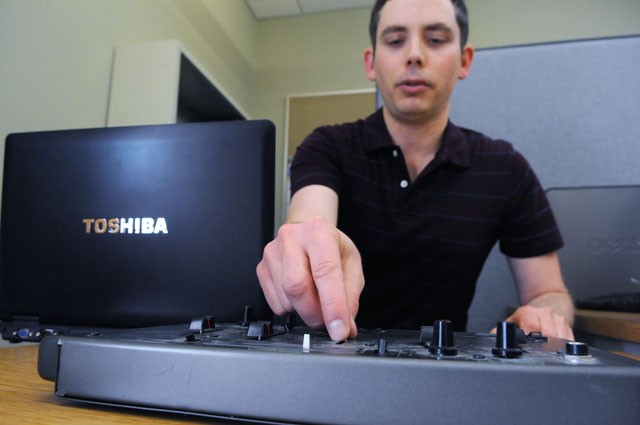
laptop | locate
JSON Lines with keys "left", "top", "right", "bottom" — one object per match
{"left": 1, "top": 120, "right": 275, "bottom": 342}
{"left": 546, "top": 186, "right": 640, "bottom": 308}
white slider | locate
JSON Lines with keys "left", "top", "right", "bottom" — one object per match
{"left": 302, "top": 333, "right": 310, "bottom": 353}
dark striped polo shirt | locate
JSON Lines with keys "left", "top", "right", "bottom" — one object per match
{"left": 290, "top": 108, "right": 563, "bottom": 331}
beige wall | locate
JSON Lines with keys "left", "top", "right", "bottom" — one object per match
{"left": 287, "top": 92, "right": 376, "bottom": 160}
{"left": 0, "top": 0, "right": 258, "bottom": 214}
{"left": 1, "top": 0, "right": 639, "bottom": 223}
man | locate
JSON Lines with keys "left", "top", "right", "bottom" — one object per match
{"left": 257, "top": 0, "right": 574, "bottom": 342}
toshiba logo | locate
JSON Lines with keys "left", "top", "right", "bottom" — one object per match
{"left": 82, "top": 218, "right": 168, "bottom": 234}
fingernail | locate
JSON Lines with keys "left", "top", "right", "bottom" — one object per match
{"left": 328, "top": 319, "right": 348, "bottom": 341}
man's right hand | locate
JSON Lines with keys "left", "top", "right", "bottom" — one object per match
{"left": 256, "top": 193, "right": 364, "bottom": 341}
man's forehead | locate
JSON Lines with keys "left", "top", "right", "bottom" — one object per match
{"left": 378, "top": 0, "right": 457, "bottom": 28}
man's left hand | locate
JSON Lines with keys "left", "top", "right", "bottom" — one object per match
{"left": 492, "top": 305, "right": 574, "bottom": 340}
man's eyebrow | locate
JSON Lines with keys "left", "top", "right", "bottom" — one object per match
{"left": 380, "top": 25, "right": 407, "bottom": 38}
{"left": 380, "top": 22, "right": 455, "bottom": 38}
{"left": 424, "top": 22, "right": 454, "bottom": 35}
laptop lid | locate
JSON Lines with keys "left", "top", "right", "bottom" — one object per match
{"left": 546, "top": 186, "right": 640, "bottom": 300}
{"left": 1, "top": 120, "right": 274, "bottom": 337}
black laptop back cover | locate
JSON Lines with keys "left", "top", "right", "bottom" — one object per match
{"left": 546, "top": 186, "right": 640, "bottom": 300}
{"left": 1, "top": 120, "right": 274, "bottom": 330}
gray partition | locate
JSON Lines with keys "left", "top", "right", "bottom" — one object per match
{"left": 449, "top": 36, "right": 640, "bottom": 331}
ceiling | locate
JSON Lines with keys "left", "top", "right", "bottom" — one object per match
{"left": 245, "top": 0, "right": 374, "bottom": 20}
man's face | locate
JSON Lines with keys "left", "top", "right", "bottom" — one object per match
{"left": 365, "top": 0, "right": 473, "bottom": 124}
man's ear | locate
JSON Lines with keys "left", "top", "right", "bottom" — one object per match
{"left": 364, "top": 47, "right": 376, "bottom": 82}
{"left": 458, "top": 45, "right": 474, "bottom": 80}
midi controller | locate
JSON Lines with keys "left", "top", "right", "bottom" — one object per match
{"left": 38, "top": 313, "right": 640, "bottom": 425}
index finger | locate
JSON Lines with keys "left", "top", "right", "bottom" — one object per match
{"left": 304, "top": 219, "right": 352, "bottom": 341}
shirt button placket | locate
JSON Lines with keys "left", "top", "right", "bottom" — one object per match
{"left": 392, "top": 149, "right": 409, "bottom": 189}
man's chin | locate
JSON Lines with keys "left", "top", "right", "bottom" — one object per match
{"left": 387, "top": 106, "right": 436, "bottom": 123}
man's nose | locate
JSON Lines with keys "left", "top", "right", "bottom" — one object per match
{"left": 406, "top": 38, "right": 426, "bottom": 67}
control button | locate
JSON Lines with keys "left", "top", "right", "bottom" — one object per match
{"left": 283, "top": 313, "right": 298, "bottom": 331}
{"left": 565, "top": 341, "right": 589, "bottom": 357}
{"left": 492, "top": 322, "right": 523, "bottom": 358}
{"left": 273, "top": 312, "right": 298, "bottom": 330}
{"left": 247, "top": 321, "right": 273, "bottom": 339}
{"left": 419, "top": 325, "right": 434, "bottom": 344}
{"left": 428, "top": 320, "right": 458, "bottom": 356}
{"left": 527, "top": 331, "right": 547, "bottom": 342}
{"left": 241, "top": 306, "right": 254, "bottom": 327}
{"left": 378, "top": 339, "right": 388, "bottom": 357}
{"left": 189, "top": 316, "right": 215, "bottom": 333}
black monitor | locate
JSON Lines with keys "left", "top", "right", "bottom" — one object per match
{"left": 1, "top": 120, "right": 274, "bottom": 335}
{"left": 546, "top": 186, "right": 640, "bottom": 301}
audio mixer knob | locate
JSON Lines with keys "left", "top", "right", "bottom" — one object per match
{"left": 241, "top": 306, "right": 254, "bottom": 327}
{"left": 247, "top": 321, "right": 273, "bottom": 339}
{"left": 419, "top": 325, "right": 433, "bottom": 344}
{"left": 565, "top": 341, "right": 590, "bottom": 357}
{"left": 378, "top": 339, "right": 388, "bottom": 357}
{"left": 189, "top": 316, "right": 215, "bottom": 333}
{"left": 492, "top": 322, "right": 523, "bottom": 358}
{"left": 428, "top": 320, "right": 458, "bottom": 356}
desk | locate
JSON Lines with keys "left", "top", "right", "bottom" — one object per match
{"left": 574, "top": 309, "right": 640, "bottom": 342}
{"left": 0, "top": 345, "right": 227, "bottom": 424}
{"left": 574, "top": 309, "right": 640, "bottom": 360}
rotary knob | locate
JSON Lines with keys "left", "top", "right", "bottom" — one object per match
{"left": 492, "top": 321, "right": 523, "bottom": 358}
{"left": 565, "top": 341, "right": 590, "bottom": 357}
{"left": 240, "top": 306, "right": 254, "bottom": 327}
{"left": 428, "top": 320, "right": 458, "bottom": 356}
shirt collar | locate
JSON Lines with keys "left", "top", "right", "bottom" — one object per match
{"left": 362, "top": 108, "right": 471, "bottom": 169}
{"left": 438, "top": 120, "right": 471, "bottom": 168}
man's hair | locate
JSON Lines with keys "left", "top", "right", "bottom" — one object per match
{"left": 368, "top": 0, "right": 469, "bottom": 50}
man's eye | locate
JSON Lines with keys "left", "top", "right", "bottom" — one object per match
{"left": 386, "top": 37, "right": 404, "bottom": 46}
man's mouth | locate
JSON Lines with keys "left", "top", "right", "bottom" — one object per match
{"left": 397, "top": 78, "right": 431, "bottom": 93}
{"left": 401, "top": 79, "right": 428, "bottom": 86}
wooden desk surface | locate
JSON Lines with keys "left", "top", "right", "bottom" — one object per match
{"left": 0, "top": 345, "right": 228, "bottom": 424}
{"left": 574, "top": 309, "right": 640, "bottom": 343}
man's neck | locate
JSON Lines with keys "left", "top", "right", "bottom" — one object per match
{"left": 382, "top": 108, "right": 449, "bottom": 181}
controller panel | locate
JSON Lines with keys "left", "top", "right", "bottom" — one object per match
{"left": 38, "top": 315, "right": 640, "bottom": 425}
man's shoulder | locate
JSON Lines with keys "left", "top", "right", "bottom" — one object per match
{"left": 302, "top": 109, "right": 386, "bottom": 150}
{"left": 454, "top": 124, "right": 516, "bottom": 153}
{"left": 449, "top": 123, "right": 531, "bottom": 173}
{"left": 308, "top": 118, "right": 365, "bottom": 140}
